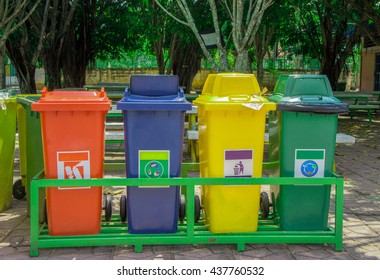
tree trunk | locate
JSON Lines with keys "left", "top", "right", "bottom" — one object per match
{"left": 256, "top": 56, "right": 264, "bottom": 86}
{"left": 234, "top": 49, "right": 250, "bottom": 73}
{"left": 320, "top": 62, "right": 342, "bottom": 91}
{"left": 253, "top": 27, "right": 274, "bottom": 86}
{"left": 154, "top": 39, "right": 165, "bottom": 74}
{"left": 172, "top": 43, "right": 201, "bottom": 94}
{"left": 44, "top": 55, "right": 62, "bottom": 90}
{"left": 6, "top": 39, "right": 37, "bottom": 94}
{"left": 0, "top": 45, "right": 6, "bottom": 89}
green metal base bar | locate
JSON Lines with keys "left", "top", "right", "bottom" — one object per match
{"left": 30, "top": 163, "right": 344, "bottom": 257}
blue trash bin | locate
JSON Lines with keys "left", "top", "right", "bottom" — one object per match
{"left": 117, "top": 75, "right": 192, "bottom": 233}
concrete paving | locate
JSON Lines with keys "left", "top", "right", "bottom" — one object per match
{"left": 0, "top": 114, "right": 379, "bottom": 260}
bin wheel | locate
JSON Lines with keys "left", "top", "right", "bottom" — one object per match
{"left": 120, "top": 195, "right": 127, "bottom": 223}
{"left": 179, "top": 194, "right": 186, "bottom": 221}
{"left": 194, "top": 195, "right": 201, "bottom": 223}
{"left": 105, "top": 194, "right": 112, "bottom": 222}
{"left": 12, "top": 179, "right": 26, "bottom": 200}
{"left": 260, "top": 192, "right": 270, "bottom": 219}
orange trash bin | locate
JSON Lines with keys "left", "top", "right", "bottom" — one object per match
{"left": 32, "top": 87, "right": 111, "bottom": 236}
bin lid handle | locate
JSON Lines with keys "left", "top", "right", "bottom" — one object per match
{"left": 100, "top": 87, "right": 106, "bottom": 98}
{"left": 41, "top": 87, "right": 48, "bottom": 97}
{"left": 300, "top": 95, "right": 323, "bottom": 101}
{"left": 228, "top": 95, "right": 251, "bottom": 102}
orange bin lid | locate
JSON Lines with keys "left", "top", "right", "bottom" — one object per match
{"left": 32, "top": 87, "right": 111, "bottom": 112}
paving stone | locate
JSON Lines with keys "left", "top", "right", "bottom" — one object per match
{"left": 293, "top": 249, "right": 332, "bottom": 260}
{"left": 233, "top": 247, "right": 274, "bottom": 259}
{"left": 0, "top": 246, "right": 18, "bottom": 256}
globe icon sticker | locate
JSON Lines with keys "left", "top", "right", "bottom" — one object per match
{"left": 301, "top": 160, "right": 319, "bottom": 177}
{"left": 144, "top": 161, "right": 164, "bottom": 178}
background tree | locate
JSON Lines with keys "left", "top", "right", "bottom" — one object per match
{"left": 40, "top": 0, "right": 79, "bottom": 90}
{"left": 276, "top": 0, "right": 367, "bottom": 90}
{"left": 252, "top": 0, "right": 291, "bottom": 85}
{"left": 350, "top": 0, "right": 380, "bottom": 46}
{"left": 62, "top": 1, "right": 129, "bottom": 88}
{"left": 0, "top": 0, "right": 41, "bottom": 89}
{"left": 154, "top": 0, "right": 273, "bottom": 73}
{"left": 135, "top": 1, "right": 206, "bottom": 92}
{"left": 5, "top": 0, "right": 47, "bottom": 93}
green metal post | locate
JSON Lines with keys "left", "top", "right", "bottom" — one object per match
{"left": 29, "top": 178, "right": 40, "bottom": 257}
{"left": 186, "top": 184, "right": 195, "bottom": 238}
{"left": 334, "top": 174, "right": 344, "bottom": 251}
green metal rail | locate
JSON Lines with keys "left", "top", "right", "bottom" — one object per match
{"left": 29, "top": 162, "right": 344, "bottom": 257}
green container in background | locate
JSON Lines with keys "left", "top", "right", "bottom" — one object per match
{"left": 268, "top": 74, "right": 348, "bottom": 230}
{"left": 0, "top": 95, "right": 16, "bottom": 213}
{"left": 16, "top": 95, "right": 45, "bottom": 221}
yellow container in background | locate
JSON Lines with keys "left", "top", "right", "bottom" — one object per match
{"left": 194, "top": 73, "right": 276, "bottom": 233}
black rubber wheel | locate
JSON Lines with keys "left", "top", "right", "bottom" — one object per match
{"left": 194, "top": 195, "right": 201, "bottom": 223}
{"left": 260, "top": 192, "right": 270, "bottom": 219}
{"left": 179, "top": 194, "right": 186, "bottom": 221}
{"left": 120, "top": 195, "right": 127, "bottom": 223}
{"left": 105, "top": 194, "right": 112, "bottom": 222}
{"left": 12, "top": 179, "right": 26, "bottom": 200}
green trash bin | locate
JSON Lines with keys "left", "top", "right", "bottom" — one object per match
{"left": 0, "top": 93, "right": 16, "bottom": 213}
{"left": 267, "top": 74, "right": 348, "bottom": 230}
{"left": 15, "top": 95, "right": 45, "bottom": 221}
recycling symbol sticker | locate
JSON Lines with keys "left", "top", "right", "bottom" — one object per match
{"left": 301, "top": 160, "right": 319, "bottom": 177}
{"left": 294, "top": 149, "right": 325, "bottom": 178}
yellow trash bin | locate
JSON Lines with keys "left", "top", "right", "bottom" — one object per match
{"left": 194, "top": 73, "right": 276, "bottom": 233}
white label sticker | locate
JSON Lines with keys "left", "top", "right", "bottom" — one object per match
{"left": 57, "top": 151, "right": 91, "bottom": 190}
{"left": 294, "top": 149, "right": 325, "bottom": 178}
{"left": 224, "top": 149, "right": 253, "bottom": 178}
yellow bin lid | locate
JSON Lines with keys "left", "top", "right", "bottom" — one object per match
{"left": 194, "top": 73, "right": 276, "bottom": 112}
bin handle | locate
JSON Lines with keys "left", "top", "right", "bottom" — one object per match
{"left": 41, "top": 87, "right": 48, "bottom": 97}
{"left": 300, "top": 96, "right": 323, "bottom": 101}
{"left": 228, "top": 95, "right": 251, "bottom": 102}
{"left": 100, "top": 87, "right": 106, "bottom": 98}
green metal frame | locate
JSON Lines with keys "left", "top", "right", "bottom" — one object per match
{"left": 29, "top": 162, "right": 344, "bottom": 257}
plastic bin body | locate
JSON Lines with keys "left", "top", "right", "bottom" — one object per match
{"left": 32, "top": 89, "right": 110, "bottom": 235}
{"left": 16, "top": 95, "right": 45, "bottom": 221}
{"left": 194, "top": 73, "right": 276, "bottom": 233}
{"left": 268, "top": 74, "right": 348, "bottom": 230}
{"left": 0, "top": 96, "right": 16, "bottom": 212}
{"left": 117, "top": 75, "right": 191, "bottom": 234}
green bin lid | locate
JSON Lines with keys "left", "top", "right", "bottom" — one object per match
{"left": 268, "top": 74, "right": 348, "bottom": 114}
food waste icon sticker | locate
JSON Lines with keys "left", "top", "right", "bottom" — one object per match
{"left": 57, "top": 151, "right": 90, "bottom": 189}
{"left": 224, "top": 149, "right": 253, "bottom": 178}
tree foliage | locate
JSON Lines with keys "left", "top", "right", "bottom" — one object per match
{"left": 2, "top": 0, "right": 378, "bottom": 92}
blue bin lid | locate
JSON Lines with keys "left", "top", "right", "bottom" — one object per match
{"left": 117, "top": 75, "right": 192, "bottom": 111}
